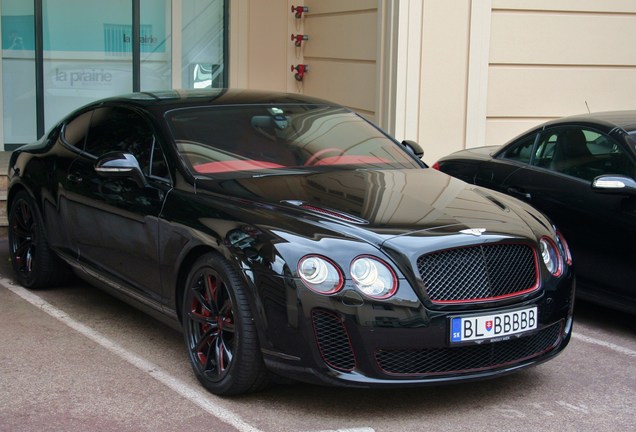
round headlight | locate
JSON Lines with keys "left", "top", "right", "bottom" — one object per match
{"left": 350, "top": 256, "right": 397, "bottom": 298}
{"left": 298, "top": 255, "right": 343, "bottom": 294}
{"left": 540, "top": 237, "right": 562, "bottom": 276}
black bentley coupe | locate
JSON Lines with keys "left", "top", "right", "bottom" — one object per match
{"left": 7, "top": 90, "right": 574, "bottom": 395}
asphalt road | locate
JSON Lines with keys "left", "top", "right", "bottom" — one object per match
{"left": 1, "top": 235, "right": 634, "bottom": 432}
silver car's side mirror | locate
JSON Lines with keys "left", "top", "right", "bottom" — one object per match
{"left": 592, "top": 174, "right": 636, "bottom": 196}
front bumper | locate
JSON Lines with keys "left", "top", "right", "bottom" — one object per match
{"left": 260, "top": 273, "right": 575, "bottom": 388}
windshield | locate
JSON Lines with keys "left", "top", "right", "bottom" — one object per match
{"left": 165, "top": 104, "right": 422, "bottom": 176}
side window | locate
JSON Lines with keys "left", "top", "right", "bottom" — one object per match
{"left": 61, "top": 111, "right": 93, "bottom": 150}
{"left": 501, "top": 134, "right": 536, "bottom": 164}
{"left": 85, "top": 107, "right": 157, "bottom": 176}
{"left": 540, "top": 127, "right": 634, "bottom": 181}
{"left": 532, "top": 132, "right": 558, "bottom": 168}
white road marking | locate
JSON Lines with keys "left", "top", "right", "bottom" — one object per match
{"left": 571, "top": 332, "right": 636, "bottom": 357}
{"left": 312, "top": 429, "right": 375, "bottom": 432}
{"left": 1, "top": 277, "right": 264, "bottom": 432}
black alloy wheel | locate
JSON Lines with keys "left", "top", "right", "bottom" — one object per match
{"left": 182, "top": 252, "right": 269, "bottom": 395}
{"left": 8, "top": 190, "right": 69, "bottom": 289}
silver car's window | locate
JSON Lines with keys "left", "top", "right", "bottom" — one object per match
{"left": 500, "top": 134, "right": 535, "bottom": 164}
{"left": 534, "top": 127, "right": 635, "bottom": 181}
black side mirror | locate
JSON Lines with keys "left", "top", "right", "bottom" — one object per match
{"left": 402, "top": 140, "right": 424, "bottom": 158}
{"left": 95, "top": 152, "right": 147, "bottom": 188}
{"left": 592, "top": 174, "right": 636, "bottom": 196}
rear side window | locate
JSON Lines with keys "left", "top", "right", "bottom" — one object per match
{"left": 61, "top": 111, "right": 93, "bottom": 150}
{"left": 500, "top": 134, "right": 536, "bottom": 164}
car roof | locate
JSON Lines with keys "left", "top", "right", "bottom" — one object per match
{"left": 542, "top": 110, "right": 636, "bottom": 134}
{"left": 92, "top": 89, "right": 337, "bottom": 113}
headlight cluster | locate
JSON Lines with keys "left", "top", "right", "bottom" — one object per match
{"left": 351, "top": 256, "right": 398, "bottom": 299}
{"left": 556, "top": 231, "right": 573, "bottom": 266}
{"left": 540, "top": 237, "right": 562, "bottom": 277}
{"left": 298, "top": 255, "right": 397, "bottom": 299}
{"left": 297, "top": 255, "right": 343, "bottom": 295}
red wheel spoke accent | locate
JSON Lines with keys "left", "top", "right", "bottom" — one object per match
{"left": 193, "top": 327, "right": 217, "bottom": 361}
{"left": 10, "top": 199, "right": 37, "bottom": 275}
{"left": 192, "top": 290, "right": 213, "bottom": 315}
{"left": 206, "top": 274, "right": 219, "bottom": 313}
{"left": 14, "top": 242, "right": 34, "bottom": 272}
{"left": 215, "top": 333, "right": 233, "bottom": 373}
{"left": 18, "top": 201, "right": 32, "bottom": 227}
{"left": 186, "top": 269, "right": 236, "bottom": 380}
{"left": 11, "top": 224, "right": 31, "bottom": 239}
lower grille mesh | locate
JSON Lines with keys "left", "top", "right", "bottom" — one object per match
{"left": 375, "top": 322, "right": 562, "bottom": 375}
{"left": 312, "top": 310, "right": 356, "bottom": 371}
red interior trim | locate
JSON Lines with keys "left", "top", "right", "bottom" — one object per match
{"left": 312, "top": 155, "right": 390, "bottom": 166}
{"left": 193, "top": 160, "right": 284, "bottom": 173}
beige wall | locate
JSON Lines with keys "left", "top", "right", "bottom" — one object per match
{"left": 229, "top": 0, "right": 378, "bottom": 117}
{"left": 486, "top": 0, "right": 636, "bottom": 147}
{"left": 302, "top": 0, "right": 378, "bottom": 117}
{"left": 229, "top": 0, "right": 636, "bottom": 165}
{"left": 418, "top": 0, "right": 472, "bottom": 164}
{"left": 229, "top": 0, "right": 300, "bottom": 91}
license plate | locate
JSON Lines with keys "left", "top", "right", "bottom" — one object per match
{"left": 450, "top": 306, "right": 537, "bottom": 344}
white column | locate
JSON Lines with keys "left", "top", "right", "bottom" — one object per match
{"left": 171, "top": 0, "right": 182, "bottom": 89}
{"left": 465, "top": 0, "right": 492, "bottom": 148}
{"left": 377, "top": 0, "right": 423, "bottom": 143}
{"left": 228, "top": 0, "right": 249, "bottom": 88}
{"left": 0, "top": 2, "right": 4, "bottom": 148}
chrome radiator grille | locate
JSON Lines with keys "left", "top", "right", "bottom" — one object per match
{"left": 417, "top": 243, "right": 538, "bottom": 303}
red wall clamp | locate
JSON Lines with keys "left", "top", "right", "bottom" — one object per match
{"left": 291, "top": 64, "right": 309, "bottom": 81}
{"left": 291, "top": 34, "right": 309, "bottom": 47}
{"left": 291, "top": 5, "right": 309, "bottom": 19}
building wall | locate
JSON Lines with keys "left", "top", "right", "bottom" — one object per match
{"left": 229, "top": 0, "right": 636, "bottom": 166}
{"left": 229, "top": 0, "right": 378, "bottom": 117}
{"left": 485, "top": 0, "right": 636, "bottom": 148}
{"left": 302, "top": 0, "right": 378, "bottom": 117}
{"left": 418, "top": 0, "right": 472, "bottom": 164}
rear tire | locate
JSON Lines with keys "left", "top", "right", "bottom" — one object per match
{"left": 8, "top": 190, "right": 71, "bottom": 289}
{"left": 181, "top": 252, "right": 270, "bottom": 395}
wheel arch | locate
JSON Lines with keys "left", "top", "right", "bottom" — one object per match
{"left": 7, "top": 182, "right": 31, "bottom": 214}
{"left": 172, "top": 242, "right": 270, "bottom": 343}
{"left": 174, "top": 244, "right": 216, "bottom": 324}
{"left": 173, "top": 244, "right": 251, "bottom": 318}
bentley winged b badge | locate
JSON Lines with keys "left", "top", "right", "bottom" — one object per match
{"left": 460, "top": 228, "right": 487, "bottom": 236}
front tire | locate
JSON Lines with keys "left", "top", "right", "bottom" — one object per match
{"left": 182, "top": 252, "right": 270, "bottom": 395}
{"left": 8, "top": 190, "right": 70, "bottom": 289}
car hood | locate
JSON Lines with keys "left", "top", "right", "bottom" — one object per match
{"left": 194, "top": 168, "right": 548, "bottom": 246}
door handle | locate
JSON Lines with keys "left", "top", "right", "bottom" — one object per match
{"left": 67, "top": 173, "right": 83, "bottom": 184}
{"left": 506, "top": 186, "right": 531, "bottom": 200}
